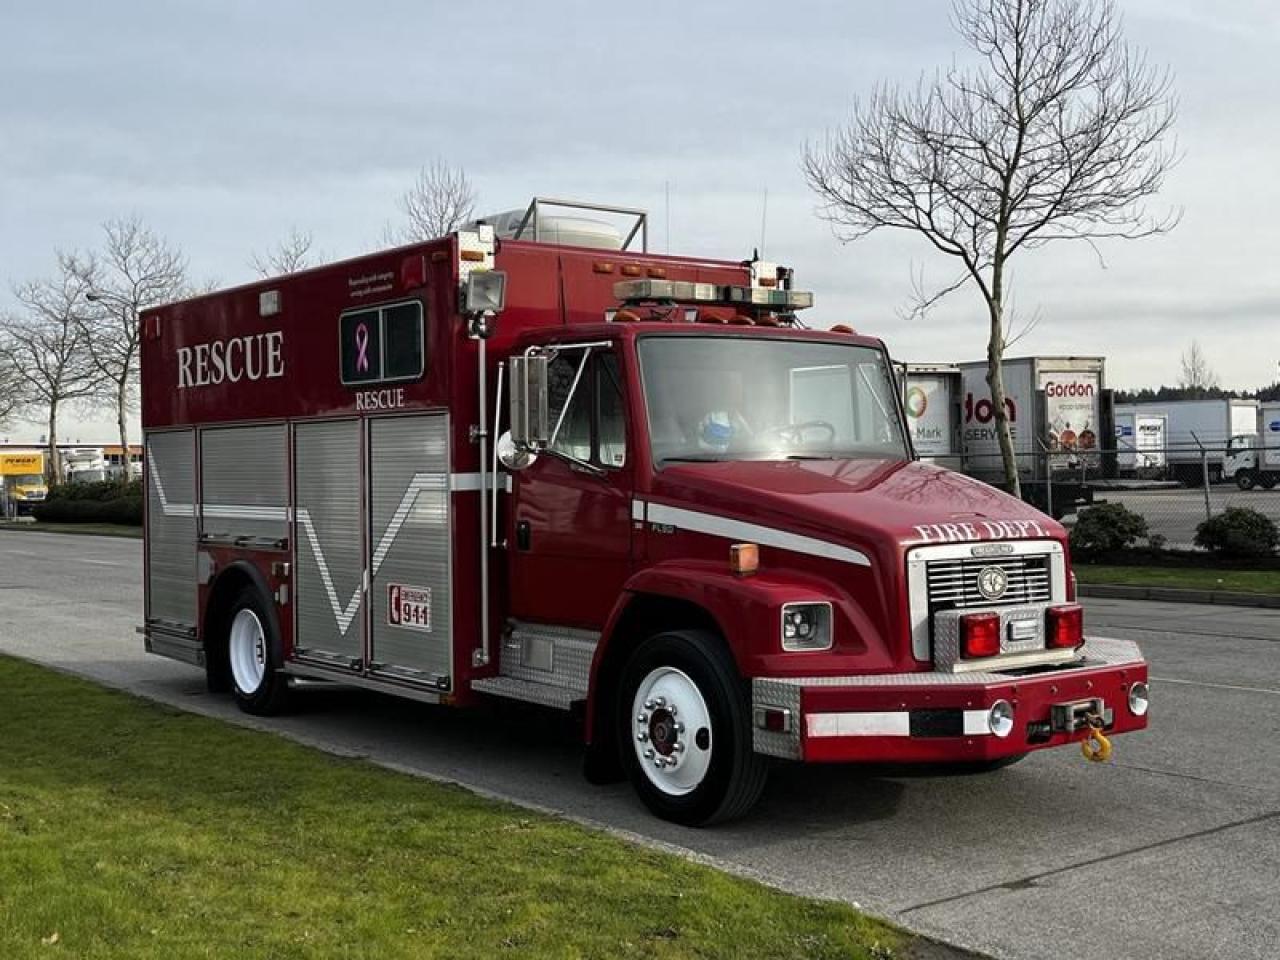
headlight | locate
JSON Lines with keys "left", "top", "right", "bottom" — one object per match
{"left": 1128, "top": 681, "right": 1150, "bottom": 717}
{"left": 781, "top": 602, "right": 833, "bottom": 651}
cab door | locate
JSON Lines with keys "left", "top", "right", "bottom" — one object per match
{"left": 508, "top": 348, "right": 634, "bottom": 628}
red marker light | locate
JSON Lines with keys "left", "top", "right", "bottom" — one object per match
{"left": 1045, "top": 604, "right": 1084, "bottom": 649}
{"left": 961, "top": 612, "right": 1001, "bottom": 658}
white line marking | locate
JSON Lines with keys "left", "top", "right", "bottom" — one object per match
{"left": 1151, "top": 676, "right": 1280, "bottom": 697}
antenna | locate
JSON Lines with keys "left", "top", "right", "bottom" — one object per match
{"left": 759, "top": 186, "right": 769, "bottom": 259}
{"left": 664, "top": 180, "right": 670, "bottom": 254}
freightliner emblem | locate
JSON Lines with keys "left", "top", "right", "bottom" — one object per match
{"left": 976, "top": 565, "right": 1010, "bottom": 601}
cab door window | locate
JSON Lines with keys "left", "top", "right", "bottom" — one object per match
{"left": 545, "top": 350, "right": 627, "bottom": 469}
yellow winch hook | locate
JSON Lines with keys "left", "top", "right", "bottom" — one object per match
{"left": 1081, "top": 721, "right": 1112, "bottom": 763}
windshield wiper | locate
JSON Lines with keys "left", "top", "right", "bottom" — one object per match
{"left": 662, "top": 455, "right": 730, "bottom": 463}
{"left": 784, "top": 454, "right": 839, "bottom": 460}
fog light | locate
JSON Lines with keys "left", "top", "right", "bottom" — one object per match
{"left": 1128, "top": 681, "right": 1150, "bottom": 717}
{"left": 988, "top": 699, "right": 1015, "bottom": 738}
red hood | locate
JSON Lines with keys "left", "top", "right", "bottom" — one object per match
{"left": 651, "top": 459, "right": 1064, "bottom": 555}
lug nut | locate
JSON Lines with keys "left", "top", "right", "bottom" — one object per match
{"left": 643, "top": 748, "right": 654, "bottom": 759}
{"left": 644, "top": 699, "right": 655, "bottom": 709}
{"left": 673, "top": 742, "right": 685, "bottom": 753}
{"left": 636, "top": 732, "right": 648, "bottom": 742}
{"left": 675, "top": 722, "right": 685, "bottom": 734}
{"left": 669, "top": 705, "right": 678, "bottom": 717}
{"left": 637, "top": 713, "right": 648, "bottom": 724}
{"left": 654, "top": 697, "right": 666, "bottom": 708}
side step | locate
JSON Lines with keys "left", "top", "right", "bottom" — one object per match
{"left": 471, "top": 675, "right": 581, "bottom": 711}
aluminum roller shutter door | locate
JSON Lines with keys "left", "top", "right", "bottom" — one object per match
{"left": 200, "top": 424, "right": 287, "bottom": 542}
{"left": 368, "top": 413, "right": 452, "bottom": 684}
{"left": 145, "top": 429, "right": 197, "bottom": 626}
{"left": 294, "top": 420, "right": 364, "bottom": 662}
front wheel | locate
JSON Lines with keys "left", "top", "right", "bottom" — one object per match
{"left": 1235, "top": 469, "right": 1257, "bottom": 491}
{"left": 618, "top": 630, "right": 767, "bottom": 826}
{"left": 226, "top": 585, "right": 290, "bottom": 716}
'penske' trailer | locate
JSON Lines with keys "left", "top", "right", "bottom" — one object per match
{"left": 140, "top": 198, "right": 1148, "bottom": 825}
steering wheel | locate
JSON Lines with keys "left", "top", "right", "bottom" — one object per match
{"left": 761, "top": 420, "right": 838, "bottom": 447}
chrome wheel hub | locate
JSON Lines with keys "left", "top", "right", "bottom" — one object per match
{"left": 632, "top": 667, "right": 712, "bottom": 796}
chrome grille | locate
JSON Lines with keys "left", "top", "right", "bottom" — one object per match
{"left": 926, "top": 555, "right": 1052, "bottom": 611}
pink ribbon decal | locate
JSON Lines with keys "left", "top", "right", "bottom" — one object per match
{"left": 355, "top": 322, "right": 370, "bottom": 372}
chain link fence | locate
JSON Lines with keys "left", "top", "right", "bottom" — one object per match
{"left": 952, "top": 445, "right": 1280, "bottom": 550}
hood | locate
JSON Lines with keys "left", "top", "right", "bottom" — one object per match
{"left": 653, "top": 458, "right": 1063, "bottom": 553}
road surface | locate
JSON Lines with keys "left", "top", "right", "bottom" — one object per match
{"left": 1, "top": 530, "right": 1276, "bottom": 960}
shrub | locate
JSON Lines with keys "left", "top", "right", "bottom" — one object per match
{"left": 32, "top": 492, "right": 143, "bottom": 525}
{"left": 1069, "top": 502, "right": 1150, "bottom": 559}
{"left": 1194, "top": 507, "right": 1279, "bottom": 558}
{"left": 46, "top": 478, "right": 141, "bottom": 502}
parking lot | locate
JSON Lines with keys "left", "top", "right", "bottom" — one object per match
{"left": 1, "top": 530, "right": 1277, "bottom": 960}
{"left": 1088, "top": 485, "right": 1280, "bottom": 549}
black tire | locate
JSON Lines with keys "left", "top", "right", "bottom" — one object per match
{"left": 1261, "top": 474, "right": 1277, "bottom": 490}
{"left": 616, "top": 630, "right": 767, "bottom": 826}
{"left": 225, "top": 584, "right": 290, "bottom": 716}
{"left": 1236, "top": 469, "right": 1256, "bottom": 491}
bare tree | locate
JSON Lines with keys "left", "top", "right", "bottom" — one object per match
{"left": 1178, "top": 339, "right": 1218, "bottom": 398}
{"left": 0, "top": 269, "right": 100, "bottom": 484}
{"left": 394, "top": 159, "right": 477, "bottom": 242}
{"left": 250, "top": 227, "right": 318, "bottom": 277}
{"left": 0, "top": 344, "right": 29, "bottom": 427}
{"left": 66, "top": 217, "right": 188, "bottom": 475}
{"left": 804, "top": 0, "right": 1177, "bottom": 497}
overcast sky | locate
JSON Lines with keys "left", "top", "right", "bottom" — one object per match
{"left": 3, "top": 0, "right": 1279, "bottom": 442}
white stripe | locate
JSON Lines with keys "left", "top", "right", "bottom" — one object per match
{"left": 449, "top": 472, "right": 512, "bottom": 493}
{"left": 203, "top": 504, "right": 290, "bottom": 521}
{"left": 631, "top": 499, "right": 646, "bottom": 522}
{"left": 807, "top": 710, "right": 994, "bottom": 738}
{"left": 641, "top": 501, "right": 871, "bottom": 567}
{"left": 808, "top": 711, "right": 910, "bottom": 737}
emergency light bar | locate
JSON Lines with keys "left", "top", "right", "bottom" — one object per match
{"left": 613, "top": 279, "right": 814, "bottom": 310}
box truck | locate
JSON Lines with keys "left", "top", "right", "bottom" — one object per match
{"left": 898, "top": 363, "right": 962, "bottom": 470}
{"left": 1223, "top": 402, "right": 1280, "bottom": 490}
{"left": 1114, "top": 411, "right": 1168, "bottom": 476}
{"left": 0, "top": 451, "right": 47, "bottom": 517}
{"left": 958, "top": 357, "right": 1112, "bottom": 517}
{"left": 136, "top": 197, "right": 1147, "bottom": 825}
{"left": 1113, "top": 399, "right": 1258, "bottom": 484}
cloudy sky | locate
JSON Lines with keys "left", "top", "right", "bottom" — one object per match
{"left": 3, "top": 0, "right": 1278, "bottom": 442}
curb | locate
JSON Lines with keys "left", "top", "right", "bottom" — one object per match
{"left": 1078, "top": 582, "right": 1280, "bottom": 609}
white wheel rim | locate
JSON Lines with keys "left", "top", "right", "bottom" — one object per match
{"left": 229, "top": 608, "right": 267, "bottom": 695}
{"left": 631, "top": 667, "right": 713, "bottom": 797}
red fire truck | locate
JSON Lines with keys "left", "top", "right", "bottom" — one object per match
{"left": 140, "top": 198, "right": 1149, "bottom": 825}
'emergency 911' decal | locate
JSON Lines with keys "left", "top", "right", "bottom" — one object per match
{"left": 388, "top": 583, "right": 432, "bottom": 632}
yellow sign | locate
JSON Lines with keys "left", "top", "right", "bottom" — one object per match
{"left": 0, "top": 453, "right": 45, "bottom": 476}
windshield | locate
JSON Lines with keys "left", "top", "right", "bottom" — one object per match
{"left": 639, "top": 336, "right": 909, "bottom": 464}
{"left": 12, "top": 474, "right": 44, "bottom": 486}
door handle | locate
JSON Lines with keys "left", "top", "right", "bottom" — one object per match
{"left": 516, "top": 520, "right": 532, "bottom": 551}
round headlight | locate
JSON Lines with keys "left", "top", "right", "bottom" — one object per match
{"left": 1128, "top": 681, "right": 1150, "bottom": 717}
{"left": 988, "top": 699, "right": 1015, "bottom": 738}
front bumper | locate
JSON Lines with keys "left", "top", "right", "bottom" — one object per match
{"left": 751, "top": 637, "right": 1147, "bottom": 762}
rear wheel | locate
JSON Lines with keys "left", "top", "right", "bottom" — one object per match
{"left": 617, "top": 630, "right": 767, "bottom": 826}
{"left": 1261, "top": 474, "right": 1277, "bottom": 490}
{"left": 1236, "top": 469, "right": 1256, "bottom": 491}
{"left": 226, "top": 585, "right": 290, "bottom": 716}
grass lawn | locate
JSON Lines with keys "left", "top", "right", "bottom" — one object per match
{"left": 1075, "top": 564, "right": 1280, "bottom": 596}
{"left": 0, "top": 521, "right": 141, "bottom": 539}
{"left": 0, "top": 656, "right": 914, "bottom": 960}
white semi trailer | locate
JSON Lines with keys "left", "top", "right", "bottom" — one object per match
{"left": 1113, "top": 399, "right": 1258, "bottom": 484}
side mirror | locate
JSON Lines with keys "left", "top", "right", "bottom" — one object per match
{"left": 509, "top": 353, "right": 550, "bottom": 451}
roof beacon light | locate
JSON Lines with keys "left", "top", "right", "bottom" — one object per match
{"left": 613, "top": 279, "right": 813, "bottom": 311}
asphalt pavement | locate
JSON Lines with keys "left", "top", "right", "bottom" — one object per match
{"left": 1100, "top": 486, "right": 1280, "bottom": 549}
{"left": 0, "top": 530, "right": 1277, "bottom": 960}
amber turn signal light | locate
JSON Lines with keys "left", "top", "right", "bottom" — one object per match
{"left": 730, "top": 543, "right": 759, "bottom": 577}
